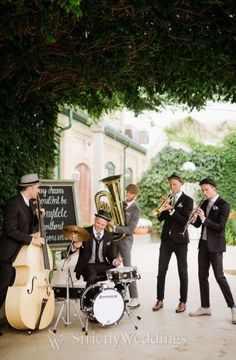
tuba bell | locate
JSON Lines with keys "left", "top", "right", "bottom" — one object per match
{"left": 95, "top": 175, "right": 126, "bottom": 241}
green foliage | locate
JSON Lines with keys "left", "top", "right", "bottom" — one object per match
{"left": 226, "top": 223, "right": 236, "bottom": 246}
{"left": 1, "top": 1, "right": 236, "bottom": 118}
{"left": 166, "top": 117, "right": 207, "bottom": 148}
{"left": 0, "top": 96, "right": 59, "bottom": 222}
{"left": 189, "top": 130, "right": 236, "bottom": 208}
{"left": 138, "top": 129, "right": 236, "bottom": 244}
{"left": 137, "top": 146, "right": 188, "bottom": 233}
{"left": 218, "top": 131, "right": 236, "bottom": 207}
{"left": 1, "top": 0, "right": 236, "bottom": 232}
{"left": 58, "top": 0, "right": 82, "bottom": 16}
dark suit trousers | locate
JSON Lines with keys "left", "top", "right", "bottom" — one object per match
{"left": 0, "top": 261, "right": 15, "bottom": 309}
{"left": 81, "top": 263, "right": 114, "bottom": 287}
{"left": 198, "top": 241, "right": 235, "bottom": 308}
{"left": 157, "top": 237, "right": 188, "bottom": 303}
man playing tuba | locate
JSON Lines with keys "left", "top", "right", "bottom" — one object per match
{"left": 108, "top": 184, "right": 141, "bottom": 308}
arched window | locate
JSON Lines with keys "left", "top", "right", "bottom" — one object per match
{"left": 105, "top": 162, "right": 115, "bottom": 177}
{"left": 125, "top": 168, "right": 133, "bottom": 188}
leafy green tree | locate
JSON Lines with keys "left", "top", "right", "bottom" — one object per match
{"left": 1, "top": 0, "right": 236, "bottom": 223}
{"left": 138, "top": 129, "right": 236, "bottom": 244}
{"left": 1, "top": 1, "right": 236, "bottom": 117}
{"left": 218, "top": 131, "right": 236, "bottom": 207}
{"left": 137, "top": 146, "right": 188, "bottom": 233}
{"left": 0, "top": 98, "right": 58, "bottom": 221}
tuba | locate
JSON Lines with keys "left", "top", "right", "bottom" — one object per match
{"left": 95, "top": 175, "right": 126, "bottom": 241}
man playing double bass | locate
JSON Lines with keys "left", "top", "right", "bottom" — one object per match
{"left": 0, "top": 173, "right": 45, "bottom": 333}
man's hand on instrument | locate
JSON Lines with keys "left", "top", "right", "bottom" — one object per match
{"left": 189, "top": 209, "right": 198, "bottom": 223}
{"left": 35, "top": 208, "right": 45, "bottom": 218}
{"left": 113, "top": 257, "right": 123, "bottom": 267}
{"left": 32, "top": 236, "right": 45, "bottom": 246}
{"left": 107, "top": 220, "right": 116, "bottom": 231}
{"left": 195, "top": 208, "right": 206, "bottom": 223}
{"left": 72, "top": 241, "right": 82, "bottom": 249}
{"left": 40, "top": 208, "right": 45, "bottom": 217}
{"left": 165, "top": 203, "right": 173, "bottom": 211}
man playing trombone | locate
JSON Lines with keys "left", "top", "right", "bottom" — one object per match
{"left": 152, "top": 173, "right": 193, "bottom": 313}
{"left": 189, "top": 177, "right": 236, "bottom": 324}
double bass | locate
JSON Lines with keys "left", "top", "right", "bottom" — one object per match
{"left": 5, "top": 196, "right": 55, "bottom": 330}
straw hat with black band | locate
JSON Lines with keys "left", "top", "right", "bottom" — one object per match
{"left": 19, "top": 173, "right": 40, "bottom": 187}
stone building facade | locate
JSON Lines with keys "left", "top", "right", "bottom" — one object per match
{"left": 57, "top": 110, "right": 147, "bottom": 225}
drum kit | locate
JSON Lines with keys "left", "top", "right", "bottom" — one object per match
{"left": 81, "top": 266, "right": 141, "bottom": 334}
{"left": 52, "top": 225, "right": 141, "bottom": 334}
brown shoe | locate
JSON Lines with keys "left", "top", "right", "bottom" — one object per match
{"left": 152, "top": 300, "right": 164, "bottom": 311}
{"left": 176, "top": 302, "right": 186, "bottom": 313}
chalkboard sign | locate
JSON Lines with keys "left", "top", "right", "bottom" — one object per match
{"left": 39, "top": 180, "right": 79, "bottom": 248}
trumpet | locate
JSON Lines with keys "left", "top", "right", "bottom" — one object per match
{"left": 179, "top": 197, "right": 206, "bottom": 237}
{"left": 152, "top": 194, "right": 173, "bottom": 217}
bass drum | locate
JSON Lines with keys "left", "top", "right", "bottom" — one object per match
{"left": 81, "top": 284, "right": 125, "bottom": 326}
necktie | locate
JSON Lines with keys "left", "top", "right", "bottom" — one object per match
{"left": 202, "top": 200, "right": 213, "bottom": 240}
{"left": 123, "top": 202, "right": 128, "bottom": 211}
{"left": 206, "top": 200, "right": 213, "bottom": 216}
{"left": 95, "top": 232, "right": 102, "bottom": 263}
{"left": 172, "top": 196, "right": 176, "bottom": 206}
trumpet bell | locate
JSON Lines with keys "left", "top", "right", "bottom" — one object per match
{"left": 152, "top": 207, "right": 161, "bottom": 217}
{"left": 152, "top": 194, "right": 173, "bottom": 217}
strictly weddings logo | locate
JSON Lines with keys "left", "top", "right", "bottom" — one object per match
{"left": 71, "top": 331, "right": 187, "bottom": 348}
{"left": 49, "top": 333, "right": 64, "bottom": 351}
{"left": 48, "top": 329, "right": 187, "bottom": 350}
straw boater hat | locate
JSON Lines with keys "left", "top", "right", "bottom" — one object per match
{"left": 19, "top": 173, "right": 40, "bottom": 186}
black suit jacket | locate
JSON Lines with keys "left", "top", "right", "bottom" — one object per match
{"left": 0, "top": 194, "right": 37, "bottom": 263}
{"left": 158, "top": 192, "right": 194, "bottom": 244}
{"left": 74, "top": 226, "right": 115, "bottom": 276}
{"left": 193, "top": 196, "right": 230, "bottom": 252}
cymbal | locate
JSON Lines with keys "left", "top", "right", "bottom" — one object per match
{"left": 62, "top": 225, "right": 89, "bottom": 242}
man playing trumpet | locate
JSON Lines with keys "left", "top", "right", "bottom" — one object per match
{"left": 152, "top": 173, "right": 193, "bottom": 313}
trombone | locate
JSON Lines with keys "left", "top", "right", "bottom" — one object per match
{"left": 152, "top": 194, "right": 173, "bottom": 217}
{"left": 179, "top": 197, "right": 206, "bottom": 237}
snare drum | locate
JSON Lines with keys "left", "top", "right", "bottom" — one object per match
{"left": 107, "top": 266, "right": 139, "bottom": 283}
{"left": 81, "top": 284, "right": 125, "bottom": 326}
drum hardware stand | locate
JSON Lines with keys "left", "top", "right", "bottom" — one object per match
{"left": 83, "top": 309, "right": 96, "bottom": 336}
{"left": 52, "top": 239, "right": 85, "bottom": 333}
{"left": 121, "top": 282, "right": 141, "bottom": 330}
